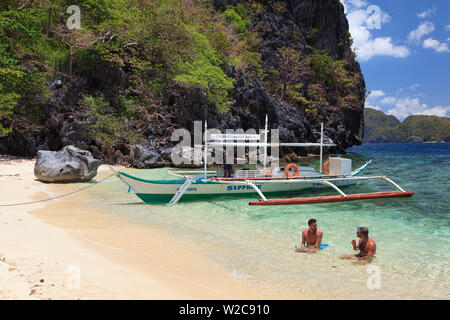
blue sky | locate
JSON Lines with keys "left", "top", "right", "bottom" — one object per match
{"left": 342, "top": 0, "right": 450, "bottom": 120}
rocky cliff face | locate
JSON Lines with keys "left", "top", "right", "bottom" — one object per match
{"left": 173, "top": 0, "right": 366, "bottom": 150}
{"left": 0, "top": 0, "right": 366, "bottom": 165}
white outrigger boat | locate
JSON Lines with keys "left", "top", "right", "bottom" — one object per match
{"left": 114, "top": 117, "right": 413, "bottom": 206}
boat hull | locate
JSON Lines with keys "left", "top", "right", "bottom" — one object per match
{"left": 118, "top": 172, "right": 360, "bottom": 203}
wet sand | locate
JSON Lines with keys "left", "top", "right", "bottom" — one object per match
{"left": 0, "top": 159, "right": 323, "bottom": 299}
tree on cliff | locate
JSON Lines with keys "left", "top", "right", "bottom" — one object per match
{"left": 173, "top": 26, "right": 234, "bottom": 111}
{"left": 276, "top": 46, "right": 303, "bottom": 101}
{"left": 56, "top": 25, "right": 98, "bottom": 77}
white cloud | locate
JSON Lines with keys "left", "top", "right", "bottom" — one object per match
{"left": 367, "top": 104, "right": 381, "bottom": 110}
{"left": 380, "top": 96, "right": 397, "bottom": 105}
{"left": 416, "top": 106, "right": 450, "bottom": 117}
{"left": 423, "top": 38, "right": 450, "bottom": 52}
{"left": 365, "top": 90, "right": 388, "bottom": 111}
{"left": 348, "top": 0, "right": 368, "bottom": 9}
{"left": 347, "top": 8, "right": 367, "bottom": 27}
{"left": 365, "top": 90, "right": 450, "bottom": 120}
{"left": 345, "top": 6, "right": 410, "bottom": 61}
{"left": 407, "top": 21, "right": 435, "bottom": 43}
{"left": 353, "top": 31, "right": 410, "bottom": 61}
{"left": 386, "top": 98, "right": 428, "bottom": 120}
{"left": 381, "top": 11, "right": 391, "bottom": 24}
{"left": 343, "top": 0, "right": 368, "bottom": 12}
{"left": 445, "top": 25, "right": 450, "bottom": 31}
{"left": 409, "top": 84, "right": 420, "bottom": 90}
{"left": 417, "top": 7, "right": 437, "bottom": 19}
{"left": 369, "top": 90, "right": 385, "bottom": 97}
{"left": 365, "top": 90, "right": 384, "bottom": 110}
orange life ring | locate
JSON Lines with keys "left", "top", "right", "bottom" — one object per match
{"left": 284, "top": 163, "right": 299, "bottom": 178}
{"left": 323, "top": 160, "right": 330, "bottom": 175}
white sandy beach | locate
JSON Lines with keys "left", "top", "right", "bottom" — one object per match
{"left": 0, "top": 159, "right": 321, "bottom": 300}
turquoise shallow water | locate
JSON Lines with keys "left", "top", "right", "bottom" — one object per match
{"left": 84, "top": 143, "right": 449, "bottom": 299}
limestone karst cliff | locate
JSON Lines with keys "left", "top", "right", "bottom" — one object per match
{"left": 0, "top": 0, "right": 366, "bottom": 165}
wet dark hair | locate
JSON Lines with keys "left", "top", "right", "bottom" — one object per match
{"left": 359, "top": 227, "right": 369, "bottom": 236}
{"left": 308, "top": 218, "right": 317, "bottom": 226}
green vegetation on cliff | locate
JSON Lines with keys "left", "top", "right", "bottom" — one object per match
{"left": 0, "top": 6, "right": 50, "bottom": 136}
{"left": 364, "top": 108, "right": 450, "bottom": 143}
{"left": 0, "top": 0, "right": 261, "bottom": 137}
{"left": 0, "top": 0, "right": 366, "bottom": 159}
{"left": 297, "top": 46, "right": 360, "bottom": 118}
{"left": 173, "top": 25, "right": 234, "bottom": 111}
{"left": 81, "top": 93, "right": 142, "bottom": 147}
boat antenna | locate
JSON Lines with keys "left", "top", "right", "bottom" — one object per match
{"left": 263, "top": 114, "right": 268, "bottom": 171}
{"left": 204, "top": 120, "right": 208, "bottom": 179}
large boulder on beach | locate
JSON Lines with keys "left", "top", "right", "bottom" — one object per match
{"left": 34, "top": 145, "right": 102, "bottom": 182}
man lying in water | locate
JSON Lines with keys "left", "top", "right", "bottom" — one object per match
{"left": 340, "top": 227, "right": 376, "bottom": 264}
{"left": 295, "top": 218, "right": 323, "bottom": 253}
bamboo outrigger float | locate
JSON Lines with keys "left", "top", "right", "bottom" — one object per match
{"left": 114, "top": 116, "right": 414, "bottom": 205}
{"left": 249, "top": 191, "right": 414, "bottom": 206}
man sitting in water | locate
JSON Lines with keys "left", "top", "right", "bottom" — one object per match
{"left": 295, "top": 218, "right": 323, "bottom": 253}
{"left": 340, "top": 227, "right": 376, "bottom": 264}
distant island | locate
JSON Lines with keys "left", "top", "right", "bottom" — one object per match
{"left": 364, "top": 108, "right": 450, "bottom": 143}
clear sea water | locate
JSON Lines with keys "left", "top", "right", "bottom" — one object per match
{"left": 84, "top": 143, "right": 449, "bottom": 299}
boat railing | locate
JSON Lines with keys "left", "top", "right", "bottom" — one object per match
{"left": 234, "top": 169, "right": 269, "bottom": 179}
{"left": 168, "top": 170, "right": 217, "bottom": 179}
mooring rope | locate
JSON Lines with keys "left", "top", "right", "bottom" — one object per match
{"left": 0, "top": 173, "right": 115, "bottom": 207}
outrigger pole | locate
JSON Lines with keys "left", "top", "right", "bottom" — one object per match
{"left": 249, "top": 191, "right": 414, "bottom": 206}
{"left": 248, "top": 175, "right": 414, "bottom": 206}
{"left": 203, "top": 120, "right": 208, "bottom": 180}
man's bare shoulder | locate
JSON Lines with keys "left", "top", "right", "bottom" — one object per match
{"left": 317, "top": 229, "right": 323, "bottom": 235}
